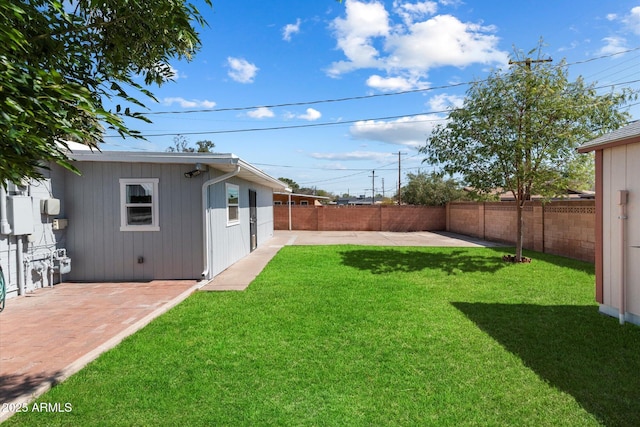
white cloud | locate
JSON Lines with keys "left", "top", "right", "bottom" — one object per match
{"left": 327, "top": 1, "right": 508, "bottom": 89}
{"left": 310, "top": 151, "right": 393, "bottom": 162}
{"left": 366, "top": 74, "right": 428, "bottom": 91}
{"left": 598, "top": 36, "right": 628, "bottom": 55}
{"left": 284, "top": 108, "right": 322, "bottom": 121}
{"left": 427, "top": 93, "right": 464, "bottom": 111}
{"left": 227, "top": 57, "right": 259, "bottom": 83}
{"left": 623, "top": 6, "right": 640, "bottom": 34}
{"left": 162, "top": 97, "right": 216, "bottom": 109}
{"left": 393, "top": 1, "right": 438, "bottom": 25}
{"left": 298, "top": 108, "right": 322, "bottom": 121}
{"left": 349, "top": 114, "right": 445, "bottom": 147}
{"left": 606, "top": 13, "right": 618, "bottom": 21}
{"left": 283, "top": 18, "right": 301, "bottom": 41}
{"left": 385, "top": 15, "right": 506, "bottom": 70}
{"left": 327, "top": 0, "right": 390, "bottom": 76}
{"left": 247, "top": 107, "right": 275, "bottom": 119}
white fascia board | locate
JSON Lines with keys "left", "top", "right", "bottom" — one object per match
{"left": 236, "top": 159, "right": 291, "bottom": 191}
{"left": 69, "top": 150, "right": 239, "bottom": 165}
{"left": 68, "top": 150, "right": 289, "bottom": 191}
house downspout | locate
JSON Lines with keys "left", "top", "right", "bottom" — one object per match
{"left": 618, "top": 190, "right": 628, "bottom": 325}
{"left": 0, "top": 186, "right": 11, "bottom": 235}
{"left": 201, "top": 165, "right": 241, "bottom": 280}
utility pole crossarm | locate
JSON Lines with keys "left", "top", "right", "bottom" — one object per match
{"left": 509, "top": 57, "right": 553, "bottom": 69}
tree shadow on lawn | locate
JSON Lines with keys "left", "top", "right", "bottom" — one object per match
{"left": 0, "top": 370, "right": 65, "bottom": 404}
{"left": 453, "top": 302, "right": 640, "bottom": 427}
{"left": 339, "top": 247, "right": 509, "bottom": 275}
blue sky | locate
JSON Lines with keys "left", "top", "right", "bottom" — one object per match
{"left": 102, "top": 0, "right": 640, "bottom": 196}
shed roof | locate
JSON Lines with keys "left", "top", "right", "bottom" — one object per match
{"left": 578, "top": 120, "right": 640, "bottom": 153}
{"left": 68, "top": 150, "right": 291, "bottom": 192}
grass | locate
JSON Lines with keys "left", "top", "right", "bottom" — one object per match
{"left": 7, "top": 246, "right": 640, "bottom": 426}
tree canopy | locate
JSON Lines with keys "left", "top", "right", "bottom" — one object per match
{"left": 1, "top": 0, "right": 210, "bottom": 184}
{"left": 166, "top": 135, "right": 215, "bottom": 153}
{"left": 401, "top": 171, "right": 466, "bottom": 206}
{"left": 421, "top": 44, "right": 634, "bottom": 260}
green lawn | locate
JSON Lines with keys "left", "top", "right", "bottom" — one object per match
{"left": 7, "top": 246, "right": 640, "bottom": 426}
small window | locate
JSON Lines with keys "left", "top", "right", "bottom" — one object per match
{"left": 226, "top": 183, "right": 240, "bottom": 225}
{"left": 301, "top": 200, "right": 309, "bottom": 205}
{"left": 274, "top": 201, "right": 282, "bottom": 205}
{"left": 120, "top": 178, "right": 159, "bottom": 231}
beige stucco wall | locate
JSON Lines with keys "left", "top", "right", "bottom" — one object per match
{"left": 601, "top": 143, "right": 640, "bottom": 323}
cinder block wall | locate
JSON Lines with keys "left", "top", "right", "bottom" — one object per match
{"left": 274, "top": 201, "right": 595, "bottom": 262}
{"left": 448, "top": 200, "right": 595, "bottom": 262}
{"left": 274, "top": 205, "right": 445, "bottom": 232}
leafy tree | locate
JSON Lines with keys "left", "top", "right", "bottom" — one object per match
{"left": 400, "top": 171, "right": 465, "bottom": 206}
{"left": 1, "top": 0, "right": 210, "bottom": 184}
{"left": 421, "top": 44, "right": 633, "bottom": 261}
{"left": 278, "top": 178, "right": 300, "bottom": 193}
{"left": 166, "top": 135, "right": 215, "bottom": 153}
{"left": 195, "top": 140, "right": 216, "bottom": 153}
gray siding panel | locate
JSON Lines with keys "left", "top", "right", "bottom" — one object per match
{"left": 64, "top": 161, "right": 204, "bottom": 281}
{"left": 2, "top": 159, "right": 276, "bottom": 294}
{"left": 205, "top": 175, "right": 275, "bottom": 278}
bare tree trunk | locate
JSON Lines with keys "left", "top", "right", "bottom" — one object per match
{"left": 515, "top": 200, "right": 523, "bottom": 262}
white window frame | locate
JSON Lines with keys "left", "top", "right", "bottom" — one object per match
{"left": 301, "top": 200, "right": 309, "bottom": 206}
{"left": 119, "top": 178, "right": 160, "bottom": 231}
{"left": 226, "top": 183, "right": 240, "bottom": 226}
{"left": 274, "top": 201, "right": 282, "bottom": 205}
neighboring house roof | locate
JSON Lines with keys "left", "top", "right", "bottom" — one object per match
{"left": 68, "top": 150, "right": 291, "bottom": 192}
{"left": 336, "top": 197, "right": 377, "bottom": 205}
{"left": 274, "top": 192, "right": 330, "bottom": 200}
{"left": 578, "top": 120, "right": 640, "bottom": 153}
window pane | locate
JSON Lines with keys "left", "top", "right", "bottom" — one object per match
{"left": 228, "top": 206, "right": 239, "bottom": 222}
{"left": 127, "top": 206, "right": 153, "bottom": 225}
{"left": 227, "top": 187, "right": 239, "bottom": 205}
{"left": 127, "top": 184, "right": 153, "bottom": 204}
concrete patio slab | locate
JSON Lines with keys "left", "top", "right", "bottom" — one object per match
{"left": 280, "top": 230, "right": 505, "bottom": 247}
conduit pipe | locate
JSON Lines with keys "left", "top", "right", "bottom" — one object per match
{"left": 618, "top": 190, "right": 628, "bottom": 325}
{"left": 201, "top": 165, "right": 241, "bottom": 280}
{"left": 0, "top": 186, "right": 11, "bottom": 235}
{"left": 16, "top": 236, "right": 25, "bottom": 296}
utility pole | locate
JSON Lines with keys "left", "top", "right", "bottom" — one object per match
{"left": 369, "top": 170, "right": 375, "bottom": 205}
{"left": 382, "top": 178, "right": 385, "bottom": 199}
{"left": 508, "top": 57, "right": 552, "bottom": 69}
{"left": 397, "top": 151, "right": 406, "bottom": 205}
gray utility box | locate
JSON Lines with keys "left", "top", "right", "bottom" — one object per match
{"left": 8, "top": 196, "right": 34, "bottom": 235}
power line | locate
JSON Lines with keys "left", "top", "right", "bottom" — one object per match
{"left": 131, "top": 45, "right": 640, "bottom": 117}
{"left": 103, "top": 111, "right": 450, "bottom": 138}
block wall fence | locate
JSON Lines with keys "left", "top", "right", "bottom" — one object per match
{"left": 274, "top": 205, "right": 446, "bottom": 232}
{"left": 274, "top": 200, "right": 596, "bottom": 262}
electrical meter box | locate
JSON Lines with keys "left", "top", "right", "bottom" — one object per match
{"left": 8, "top": 195, "right": 34, "bottom": 235}
{"left": 40, "top": 198, "right": 61, "bottom": 216}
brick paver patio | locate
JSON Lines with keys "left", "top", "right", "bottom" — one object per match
{"left": 0, "top": 280, "right": 198, "bottom": 416}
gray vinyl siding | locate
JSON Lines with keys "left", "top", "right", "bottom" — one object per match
{"left": 63, "top": 161, "right": 205, "bottom": 281}
{"left": 2, "top": 158, "right": 278, "bottom": 296}
{"left": 1, "top": 166, "right": 66, "bottom": 297}
{"left": 205, "top": 172, "right": 275, "bottom": 278}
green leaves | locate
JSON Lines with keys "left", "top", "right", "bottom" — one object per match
{"left": 422, "top": 44, "right": 632, "bottom": 200}
{"left": 401, "top": 171, "right": 466, "bottom": 206}
{"left": 0, "top": 0, "right": 210, "bottom": 183}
